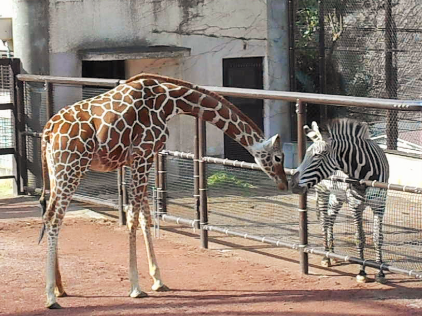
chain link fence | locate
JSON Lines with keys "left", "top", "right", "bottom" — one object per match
{"left": 294, "top": 0, "right": 422, "bottom": 156}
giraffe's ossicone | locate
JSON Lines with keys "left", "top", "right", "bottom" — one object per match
{"left": 39, "top": 73, "right": 288, "bottom": 309}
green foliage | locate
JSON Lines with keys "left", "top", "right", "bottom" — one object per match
{"left": 296, "top": 0, "right": 319, "bottom": 47}
{"left": 207, "top": 172, "right": 256, "bottom": 189}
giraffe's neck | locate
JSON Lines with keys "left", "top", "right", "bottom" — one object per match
{"left": 127, "top": 76, "right": 266, "bottom": 156}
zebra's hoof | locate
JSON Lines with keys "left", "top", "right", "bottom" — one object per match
{"left": 356, "top": 274, "right": 367, "bottom": 283}
{"left": 321, "top": 258, "right": 331, "bottom": 267}
{"left": 375, "top": 275, "right": 387, "bottom": 284}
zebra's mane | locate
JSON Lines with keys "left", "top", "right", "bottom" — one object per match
{"left": 326, "top": 118, "right": 370, "bottom": 141}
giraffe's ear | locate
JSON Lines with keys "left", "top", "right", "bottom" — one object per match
{"left": 270, "top": 134, "right": 281, "bottom": 151}
{"left": 259, "top": 134, "right": 281, "bottom": 152}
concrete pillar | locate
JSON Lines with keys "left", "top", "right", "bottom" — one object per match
{"left": 13, "top": 0, "right": 50, "bottom": 189}
{"left": 265, "top": 0, "right": 291, "bottom": 144}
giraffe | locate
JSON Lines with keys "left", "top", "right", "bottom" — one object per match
{"left": 38, "top": 73, "right": 288, "bottom": 309}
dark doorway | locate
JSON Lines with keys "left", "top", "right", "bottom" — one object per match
{"left": 82, "top": 60, "right": 125, "bottom": 79}
{"left": 223, "top": 57, "right": 264, "bottom": 162}
{"left": 81, "top": 60, "right": 125, "bottom": 99}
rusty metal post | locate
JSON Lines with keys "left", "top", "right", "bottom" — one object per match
{"left": 296, "top": 99, "right": 309, "bottom": 275}
{"left": 193, "top": 118, "right": 200, "bottom": 229}
{"left": 198, "top": 119, "right": 208, "bottom": 248}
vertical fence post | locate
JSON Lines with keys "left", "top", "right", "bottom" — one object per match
{"left": 45, "top": 81, "right": 54, "bottom": 121}
{"left": 158, "top": 151, "right": 167, "bottom": 215}
{"left": 318, "top": 0, "right": 327, "bottom": 123}
{"left": 117, "top": 167, "right": 127, "bottom": 226}
{"left": 154, "top": 155, "right": 159, "bottom": 220}
{"left": 15, "top": 75, "right": 27, "bottom": 193}
{"left": 296, "top": 99, "right": 309, "bottom": 275}
{"left": 385, "top": 0, "right": 398, "bottom": 150}
{"left": 11, "top": 59, "right": 22, "bottom": 195}
{"left": 193, "top": 118, "right": 200, "bottom": 229}
{"left": 198, "top": 119, "right": 208, "bottom": 249}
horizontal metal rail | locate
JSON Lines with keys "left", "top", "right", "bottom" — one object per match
{"left": 17, "top": 74, "right": 120, "bottom": 87}
{"left": 163, "top": 150, "right": 296, "bottom": 175}
{"left": 0, "top": 103, "right": 13, "bottom": 110}
{"left": 203, "top": 86, "right": 422, "bottom": 111}
{"left": 16, "top": 74, "right": 422, "bottom": 111}
{"left": 159, "top": 213, "right": 422, "bottom": 280}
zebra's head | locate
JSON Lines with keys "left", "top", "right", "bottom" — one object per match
{"left": 291, "top": 121, "right": 339, "bottom": 194}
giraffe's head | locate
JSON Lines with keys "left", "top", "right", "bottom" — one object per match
{"left": 252, "top": 134, "right": 288, "bottom": 191}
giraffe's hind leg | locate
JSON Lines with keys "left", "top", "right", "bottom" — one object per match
{"left": 139, "top": 194, "right": 169, "bottom": 292}
{"left": 127, "top": 156, "right": 168, "bottom": 297}
{"left": 55, "top": 255, "right": 67, "bottom": 297}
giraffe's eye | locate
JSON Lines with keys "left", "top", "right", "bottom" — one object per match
{"left": 274, "top": 155, "right": 282, "bottom": 163}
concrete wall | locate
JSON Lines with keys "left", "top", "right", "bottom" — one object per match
{"left": 11, "top": 0, "right": 289, "bottom": 157}
{"left": 387, "top": 153, "right": 422, "bottom": 187}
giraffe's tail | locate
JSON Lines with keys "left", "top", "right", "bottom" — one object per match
{"left": 38, "top": 132, "right": 49, "bottom": 244}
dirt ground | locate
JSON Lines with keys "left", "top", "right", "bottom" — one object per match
{"left": 1, "top": 196, "right": 422, "bottom": 316}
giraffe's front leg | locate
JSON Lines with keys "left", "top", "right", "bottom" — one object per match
{"left": 126, "top": 206, "right": 148, "bottom": 298}
{"left": 140, "top": 195, "right": 169, "bottom": 292}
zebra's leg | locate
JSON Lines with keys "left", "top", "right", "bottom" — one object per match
{"left": 373, "top": 206, "right": 386, "bottom": 283}
{"left": 317, "top": 189, "right": 331, "bottom": 267}
{"left": 352, "top": 205, "right": 367, "bottom": 283}
{"left": 326, "top": 194, "right": 343, "bottom": 266}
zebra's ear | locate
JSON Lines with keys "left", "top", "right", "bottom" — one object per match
{"left": 304, "top": 121, "right": 323, "bottom": 142}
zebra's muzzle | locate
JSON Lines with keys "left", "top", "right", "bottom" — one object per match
{"left": 290, "top": 172, "right": 308, "bottom": 194}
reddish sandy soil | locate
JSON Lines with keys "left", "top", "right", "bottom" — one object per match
{"left": 0, "top": 196, "right": 421, "bottom": 316}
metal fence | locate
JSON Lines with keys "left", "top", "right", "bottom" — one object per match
{"left": 160, "top": 151, "right": 422, "bottom": 278}
{"left": 14, "top": 74, "right": 422, "bottom": 281}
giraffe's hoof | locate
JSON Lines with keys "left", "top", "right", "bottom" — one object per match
{"left": 57, "top": 291, "right": 68, "bottom": 297}
{"left": 356, "top": 274, "right": 367, "bottom": 283}
{"left": 55, "top": 288, "right": 67, "bottom": 297}
{"left": 375, "top": 275, "right": 387, "bottom": 284}
{"left": 321, "top": 258, "right": 331, "bottom": 268}
{"left": 47, "top": 302, "right": 62, "bottom": 309}
{"left": 153, "top": 284, "right": 170, "bottom": 292}
{"left": 129, "top": 289, "right": 148, "bottom": 298}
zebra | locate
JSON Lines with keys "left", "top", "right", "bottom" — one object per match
{"left": 291, "top": 119, "right": 390, "bottom": 283}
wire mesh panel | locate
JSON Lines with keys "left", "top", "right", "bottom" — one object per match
{"left": 165, "top": 155, "right": 196, "bottom": 221}
{"left": 0, "top": 110, "right": 14, "bottom": 149}
{"left": 206, "top": 164, "right": 300, "bottom": 245}
{"left": 0, "top": 64, "right": 12, "bottom": 104}
{"left": 307, "top": 178, "right": 422, "bottom": 273}
{"left": 24, "top": 82, "right": 46, "bottom": 189}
